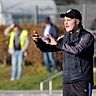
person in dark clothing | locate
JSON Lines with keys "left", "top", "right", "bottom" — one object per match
{"left": 31, "top": 9, "right": 94, "bottom": 96}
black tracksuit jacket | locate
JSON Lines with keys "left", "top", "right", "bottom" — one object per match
{"left": 35, "top": 27, "right": 94, "bottom": 84}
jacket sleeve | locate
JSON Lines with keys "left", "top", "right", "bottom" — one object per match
{"left": 56, "top": 33, "right": 94, "bottom": 54}
{"left": 34, "top": 38, "right": 59, "bottom": 52}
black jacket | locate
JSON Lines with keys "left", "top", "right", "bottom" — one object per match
{"left": 35, "top": 27, "right": 94, "bottom": 84}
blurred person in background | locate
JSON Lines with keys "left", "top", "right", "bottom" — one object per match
{"left": 42, "top": 17, "right": 58, "bottom": 72}
{"left": 32, "top": 9, "right": 94, "bottom": 96}
{"left": 90, "top": 18, "right": 96, "bottom": 30}
{"left": 4, "top": 24, "right": 29, "bottom": 80}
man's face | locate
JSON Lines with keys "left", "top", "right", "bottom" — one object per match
{"left": 63, "top": 16, "right": 80, "bottom": 32}
{"left": 13, "top": 26, "right": 20, "bottom": 32}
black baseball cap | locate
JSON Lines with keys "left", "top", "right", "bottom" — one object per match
{"left": 60, "top": 9, "right": 82, "bottom": 21}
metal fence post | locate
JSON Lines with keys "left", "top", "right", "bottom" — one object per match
{"left": 40, "top": 82, "right": 43, "bottom": 91}
{"left": 49, "top": 80, "right": 52, "bottom": 95}
{"left": 34, "top": 6, "right": 38, "bottom": 25}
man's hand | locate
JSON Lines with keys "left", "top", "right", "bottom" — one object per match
{"left": 9, "top": 24, "right": 15, "bottom": 29}
{"left": 31, "top": 30, "right": 41, "bottom": 42}
{"left": 47, "top": 34, "right": 57, "bottom": 45}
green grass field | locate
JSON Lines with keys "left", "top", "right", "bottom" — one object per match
{"left": 0, "top": 64, "right": 63, "bottom": 90}
{"left": 0, "top": 64, "right": 95, "bottom": 90}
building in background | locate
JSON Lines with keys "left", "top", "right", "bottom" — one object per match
{"left": 0, "top": 1, "right": 13, "bottom": 25}
{"left": 0, "top": 0, "right": 57, "bottom": 25}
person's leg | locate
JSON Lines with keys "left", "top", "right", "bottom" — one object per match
{"left": 48, "top": 52, "right": 58, "bottom": 71}
{"left": 63, "top": 83, "right": 71, "bottom": 96}
{"left": 16, "top": 51, "right": 23, "bottom": 80}
{"left": 11, "top": 51, "right": 17, "bottom": 80}
{"left": 71, "top": 81, "right": 92, "bottom": 96}
{"left": 43, "top": 52, "right": 51, "bottom": 72}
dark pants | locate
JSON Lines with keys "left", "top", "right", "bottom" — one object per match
{"left": 63, "top": 81, "right": 92, "bottom": 96}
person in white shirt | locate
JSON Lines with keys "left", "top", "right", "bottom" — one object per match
{"left": 42, "top": 17, "right": 58, "bottom": 72}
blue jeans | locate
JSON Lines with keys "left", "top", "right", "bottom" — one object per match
{"left": 43, "top": 52, "right": 57, "bottom": 72}
{"left": 11, "top": 50, "right": 24, "bottom": 80}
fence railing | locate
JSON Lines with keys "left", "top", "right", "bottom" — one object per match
{"left": 40, "top": 71, "right": 62, "bottom": 95}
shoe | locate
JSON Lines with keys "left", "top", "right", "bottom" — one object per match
{"left": 10, "top": 78, "right": 15, "bottom": 81}
{"left": 16, "top": 77, "right": 20, "bottom": 80}
{"left": 54, "top": 70, "right": 58, "bottom": 73}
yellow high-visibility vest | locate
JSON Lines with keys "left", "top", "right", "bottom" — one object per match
{"left": 9, "top": 30, "right": 28, "bottom": 49}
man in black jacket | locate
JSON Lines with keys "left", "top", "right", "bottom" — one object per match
{"left": 32, "top": 9, "right": 94, "bottom": 96}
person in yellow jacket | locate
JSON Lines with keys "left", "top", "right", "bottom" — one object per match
{"left": 4, "top": 24, "right": 29, "bottom": 80}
